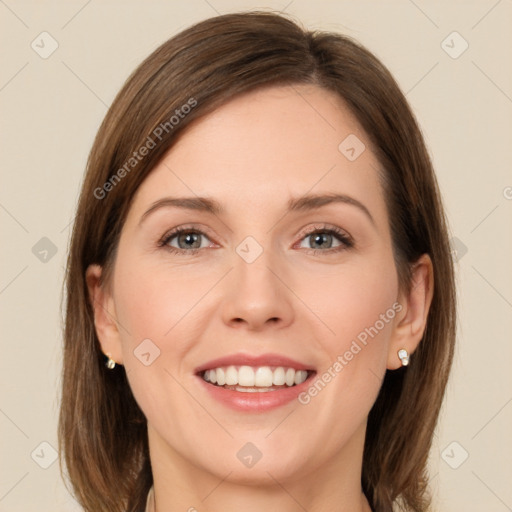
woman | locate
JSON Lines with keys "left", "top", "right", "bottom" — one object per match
{"left": 59, "top": 11, "right": 456, "bottom": 512}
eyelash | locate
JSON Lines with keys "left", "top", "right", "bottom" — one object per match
{"left": 157, "top": 224, "right": 354, "bottom": 256}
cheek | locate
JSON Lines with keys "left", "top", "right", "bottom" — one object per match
{"left": 110, "top": 257, "right": 204, "bottom": 435}
{"left": 303, "top": 254, "right": 399, "bottom": 355}
{"left": 297, "top": 252, "right": 399, "bottom": 412}
{"left": 112, "top": 254, "right": 210, "bottom": 350}
{"left": 110, "top": 254, "right": 219, "bottom": 418}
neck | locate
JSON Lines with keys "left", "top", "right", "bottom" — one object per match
{"left": 147, "top": 423, "right": 372, "bottom": 512}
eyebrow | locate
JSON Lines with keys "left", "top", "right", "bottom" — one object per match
{"left": 139, "top": 193, "right": 375, "bottom": 226}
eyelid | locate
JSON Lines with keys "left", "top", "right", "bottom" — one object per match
{"left": 158, "top": 224, "right": 218, "bottom": 249}
{"left": 159, "top": 222, "right": 354, "bottom": 254}
{"left": 293, "top": 223, "right": 353, "bottom": 247}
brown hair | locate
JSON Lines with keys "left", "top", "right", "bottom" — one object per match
{"left": 59, "top": 11, "right": 456, "bottom": 512}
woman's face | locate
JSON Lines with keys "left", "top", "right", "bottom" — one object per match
{"left": 93, "top": 84, "right": 408, "bottom": 485}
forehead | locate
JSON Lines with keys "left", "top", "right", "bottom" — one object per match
{"left": 127, "top": 84, "right": 386, "bottom": 223}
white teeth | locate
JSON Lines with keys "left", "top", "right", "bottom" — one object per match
{"left": 233, "top": 386, "right": 278, "bottom": 393}
{"left": 202, "top": 365, "right": 309, "bottom": 388}
{"left": 285, "top": 368, "right": 295, "bottom": 387}
{"left": 216, "top": 367, "right": 225, "bottom": 385}
{"left": 238, "top": 366, "right": 255, "bottom": 386}
{"left": 272, "top": 367, "right": 286, "bottom": 385}
{"left": 255, "top": 366, "right": 273, "bottom": 387}
{"left": 225, "top": 365, "right": 238, "bottom": 385}
{"left": 294, "top": 370, "right": 308, "bottom": 385}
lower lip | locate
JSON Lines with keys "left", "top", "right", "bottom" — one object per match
{"left": 196, "top": 374, "right": 315, "bottom": 412}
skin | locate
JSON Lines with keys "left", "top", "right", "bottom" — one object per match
{"left": 87, "top": 84, "right": 433, "bottom": 512}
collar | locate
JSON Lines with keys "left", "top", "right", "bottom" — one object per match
{"left": 145, "top": 485, "right": 154, "bottom": 512}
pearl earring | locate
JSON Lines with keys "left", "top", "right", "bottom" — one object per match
{"left": 105, "top": 353, "right": 116, "bottom": 369}
{"left": 397, "top": 349, "right": 410, "bottom": 366}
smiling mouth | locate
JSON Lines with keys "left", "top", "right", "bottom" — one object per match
{"left": 200, "top": 365, "right": 315, "bottom": 392}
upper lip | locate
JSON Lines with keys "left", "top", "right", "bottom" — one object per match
{"left": 194, "top": 353, "right": 315, "bottom": 374}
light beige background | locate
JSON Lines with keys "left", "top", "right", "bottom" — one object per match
{"left": 1, "top": 1, "right": 511, "bottom": 511}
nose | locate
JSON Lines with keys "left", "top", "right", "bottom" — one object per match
{"left": 220, "top": 249, "right": 295, "bottom": 331}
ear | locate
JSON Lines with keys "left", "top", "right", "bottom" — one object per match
{"left": 387, "top": 254, "right": 434, "bottom": 370}
{"left": 85, "top": 264, "right": 124, "bottom": 365}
